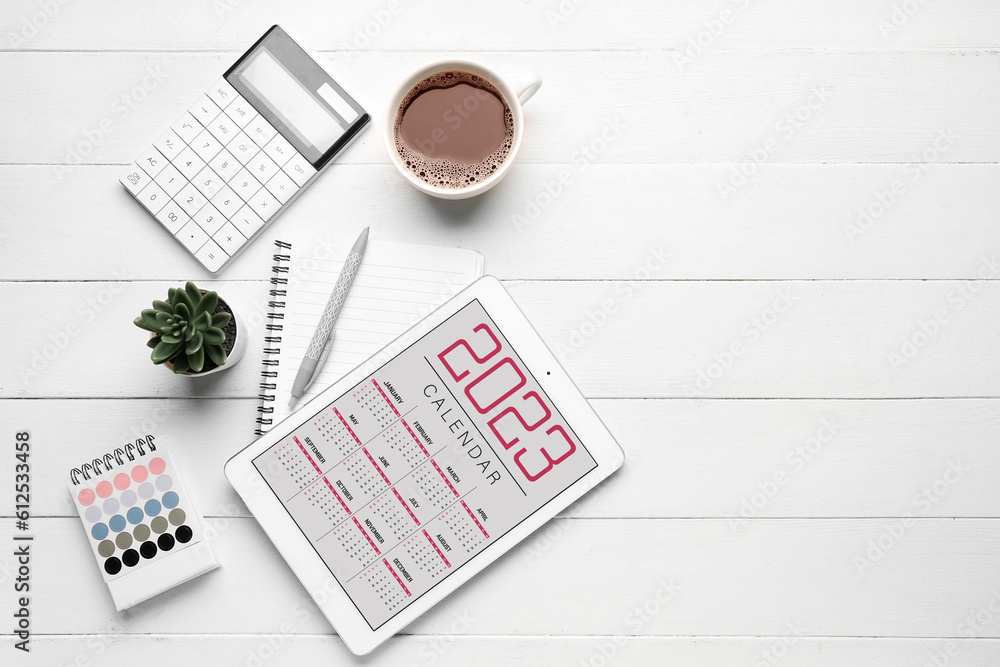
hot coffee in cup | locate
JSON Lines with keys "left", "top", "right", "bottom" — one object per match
{"left": 384, "top": 61, "right": 541, "bottom": 200}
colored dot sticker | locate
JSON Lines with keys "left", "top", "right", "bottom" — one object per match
{"left": 104, "top": 557, "right": 122, "bottom": 575}
{"left": 114, "top": 473, "right": 131, "bottom": 490}
{"left": 127, "top": 507, "right": 144, "bottom": 525}
{"left": 151, "top": 516, "right": 168, "bottom": 534}
{"left": 109, "top": 515, "right": 126, "bottom": 532}
{"left": 133, "top": 524, "right": 150, "bottom": 541}
{"left": 157, "top": 533, "right": 175, "bottom": 551}
{"left": 122, "top": 549, "right": 139, "bottom": 567}
{"left": 144, "top": 499, "right": 161, "bottom": 517}
{"left": 162, "top": 492, "right": 179, "bottom": 509}
{"left": 132, "top": 465, "right": 148, "bottom": 482}
{"left": 116, "top": 532, "right": 133, "bottom": 549}
{"left": 96, "top": 481, "right": 113, "bottom": 498}
{"left": 138, "top": 482, "right": 154, "bottom": 499}
{"left": 91, "top": 523, "right": 109, "bottom": 540}
{"left": 175, "top": 525, "right": 193, "bottom": 543}
{"left": 120, "top": 490, "right": 137, "bottom": 507}
{"left": 78, "top": 488, "right": 96, "bottom": 506}
{"left": 149, "top": 457, "right": 166, "bottom": 475}
{"left": 168, "top": 509, "right": 186, "bottom": 526}
{"left": 155, "top": 475, "right": 173, "bottom": 492}
{"left": 102, "top": 498, "right": 120, "bottom": 515}
{"left": 140, "top": 541, "right": 157, "bottom": 559}
{"left": 98, "top": 540, "right": 116, "bottom": 557}
{"left": 85, "top": 506, "right": 102, "bottom": 523}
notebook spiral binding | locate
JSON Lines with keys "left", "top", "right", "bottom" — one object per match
{"left": 256, "top": 239, "right": 292, "bottom": 436}
{"left": 69, "top": 435, "right": 157, "bottom": 485}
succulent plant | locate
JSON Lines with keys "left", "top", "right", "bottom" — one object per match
{"left": 133, "top": 281, "right": 231, "bottom": 374}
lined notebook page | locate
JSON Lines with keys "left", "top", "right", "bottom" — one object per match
{"left": 264, "top": 232, "right": 483, "bottom": 430}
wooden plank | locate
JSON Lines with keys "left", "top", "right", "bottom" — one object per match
{"left": 6, "top": 280, "right": 1000, "bottom": 399}
{"left": 0, "top": 51, "right": 997, "bottom": 165}
{"left": 3, "top": 398, "right": 998, "bottom": 519}
{"left": 4, "top": 163, "right": 1000, "bottom": 281}
{"left": 2, "top": 0, "right": 999, "bottom": 52}
{"left": 6, "top": 517, "right": 999, "bottom": 636}
{"left": 25, "top": 635, "right": 1000, "bottom": 666}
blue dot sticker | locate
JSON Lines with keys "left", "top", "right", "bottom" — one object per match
{"left": 127, "top": 507, "right": 144, "bottom": 525}
{"left": 144, "top": 499, "right": 161, "bottom": 517}
{"left": 162, "top": 491, "right": 179, "bottom": 509}
{"left": 109, "top": 514, "right": 126, "bottom": 532}
{"left": 91, "top": 523, "right": 109, "bottom": 540}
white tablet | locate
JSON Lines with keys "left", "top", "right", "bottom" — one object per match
{"left": 225, "top": 276, "right": 624, "bottom": 655}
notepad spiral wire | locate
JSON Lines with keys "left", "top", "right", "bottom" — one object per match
{"left": 256, "top": 239, "right": 292, "bottom": 436}
{"left": 69, "top": 435, "right": 157, "bottom": 485}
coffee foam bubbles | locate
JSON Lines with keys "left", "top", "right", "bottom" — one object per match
{"left": 393, "top": 70, "right": 515, "bottom": 190}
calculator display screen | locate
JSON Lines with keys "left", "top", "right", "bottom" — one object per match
{"left": 251, "top": 299, "right": 598, "bottom": 630}
{"left": 227, "top": 26, "right": 365, "bottom": 166}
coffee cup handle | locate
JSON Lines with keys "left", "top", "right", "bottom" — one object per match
{"left": 509, "top": 71, "right": 542, "bottom": 105}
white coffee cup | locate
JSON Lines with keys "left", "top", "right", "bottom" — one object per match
{"left": 383, "top": 60, "right": 542, "bottom": 200}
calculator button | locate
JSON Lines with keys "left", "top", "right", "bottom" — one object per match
{"left": 153, "top": 130, "right": 184, "bottom": 161}
{"left": 193, "top": 202, "right": 226, "bottom": 236}
{"left": 210, "top": 185, "right": 242, "bottom": 218}
{"left": 188, "top": 94, "right": 220, "bottom": 127}
{"left": 206, "top": 78, "right": 237, "bottom": 110}
{"left": 207, "top": 112, "right": 238, "bottom": 144}
{"left": 265, "top": 170, "right": 298, "bottom": 205}
{"left": 230, "top": 168, "right": 262, "bottom": 201}
{"left": 175, "top": 219, "right": 209, "bottom": 253}
{"left": 155, "top": 200, "right": 189, "bottom": 235}
{"left": 263, "top": 134, "right": 294, "bottom": 167}
{"left": 170, "top": 112, "right": 202, "bottom": 144}
{"left": 194, "top": 239, "right": 228, "bottom": 273}
{"left": 227, "top": 131, "right": 257, "bottom": 165}
{"left": 194, "top": 166, "right": 224, "bottom": 199}
{"left": 246, "top": 115, "right": 277, "bottom": 148}
{"left": 176, "top": 183, "right": 208, "bottom": 217}
{"left": 209, "top": 149, "right": 241, "bottom": 182}
{"left": 224, "top": 95, "right": 257, "bottom": 129}
{"left": 120, "top": 163, "right": 150, "bottom": 195}
{"left": 232, "top": 204, "right": 265, "bottom": 238}
{"left": 136, "top": 182, "right": 168, "bottom": 215}
{"left": 191, "top": 129, "right": 224, "bottom": 162}
{"left": 212, "top": 222, "right": 247, "bottom": 256}
{"left": 173, "top": 147, "right": 206, "bottom": 180}
{"left": 247, "top": 151, "right": 279, "bottom": 185}
{"left": 282, "top": 152, "right": 316, "bottom": 187}
{"left": 153, "top": 163, "right": 185, "bottom": 197}
{"left": 247, "top": 187, "right": 280, "bottom": 222}
{"left": 136, "top": 146, "right": 166, "bottom": 178}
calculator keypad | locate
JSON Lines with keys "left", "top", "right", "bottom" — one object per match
{"left": 120, "top": 78, "right": 318, "bottom": 272}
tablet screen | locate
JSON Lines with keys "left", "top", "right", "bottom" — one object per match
{"left": 252, "top": 299, "right": 597, "bottom": 629}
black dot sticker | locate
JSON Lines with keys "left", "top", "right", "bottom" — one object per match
{"left": 140, "top": 541, "right": 157, "bottom": 559}
{"left": 104, "top": 557, "right": 122, "bottom": 575}
{"left": 157, "top": 533, "right": 175, "bottom": 551}
{"left": 175, "top": 525, "right": 193, "bottom": 543}
{"left": 122, "top": 549, "right": 139, "bottom": 567}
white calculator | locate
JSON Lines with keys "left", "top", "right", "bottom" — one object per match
{"left": 120, "top": 26, "right": 369, "bottom": 273}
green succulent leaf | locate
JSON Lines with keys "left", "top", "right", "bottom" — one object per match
{"left": 171, "top": 356, "right": 191, "bottom": 374}
{"left": 150, "top": 339, "right": 181, "bottom": 364}
{"left": 152, "top": 299, "right": 173, "bottom": 315}
{"left": 185, "top": 331, "right": 203, "bottom": 354}
{"left": 184, "top": 325, "right": 196, "bottom": 341}
{"left": 154, "top": 311, "right": 172, "bottom": 328}
{"left": 187, "top": 346, "right": 205, "bottom": 373}
{"left": 206, "top": 343, "right": 227, "bottom": 367}
{"left": 161, "top": 333, "right": 182, "bottom": 344}
{"left": 146, "top": 335, "right": 161, "bottom": 349}
{"left": 193, "top": 311, "right": 211, "bottom": 331}
{"left": 174, "top": 301, "right": 191, "bottom": 321}
{"left": 173, "top": 286, "right": 195, "bottom": 314}
{"left": 185, "top": 282, "right": 202, "bottom": 306}
{"left": 203, "top": 327, "right": 224, "bottom": 345}
{"left": 211, "top": 311, "right": 231, "bottom": 328}
{"left": 135, "top": 312, "right": 158, "bottom": 331}
{"left": 195, "top": 290, "right": 218, "bottom": 318}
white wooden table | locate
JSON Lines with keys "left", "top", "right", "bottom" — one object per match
{"left": 3, "top": 1, "right": 1000, "bottom": 664}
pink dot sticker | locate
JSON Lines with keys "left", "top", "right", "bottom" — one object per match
{"left": 132, "top": 465, "right": 148, "bottom": 482}
{"left": 114, "top": 473, "right": 131, "bottom": 490}
{"left": 78, "top": 488, "right": 96, "bottom": 506}
{"left": 149, "top": 457, "right": 166, "bottom": 475}
{"left": 96, "top": 481, "right": 113, "bottom": 498}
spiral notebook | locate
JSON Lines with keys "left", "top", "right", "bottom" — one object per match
{"left": 67, "top": 435, "right": 219, "bottom": 611}
{"left": 256, "top": 233, "right": 483, "bottom": 435}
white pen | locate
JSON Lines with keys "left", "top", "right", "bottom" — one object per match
{"left": 288, "top": 227, "right": 369, "bottom": 408}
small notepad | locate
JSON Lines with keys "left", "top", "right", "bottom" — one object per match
{"left": 255, "top": 233, "right": 483, "bottom": 434}
{"left": 68, "top": 436, "right": 219, "bottom": 611}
